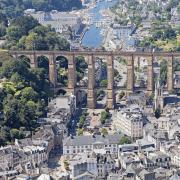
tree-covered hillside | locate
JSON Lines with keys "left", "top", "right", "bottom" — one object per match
{"left": 0, "top": 52, "right": 50, "bottom": 145}
{"left": 0, "top": 13, "right": 71, "bottom": 145}
{"left": 0, "top": 0, "right": 82, "bottom": 34}
{"left": 0, "top": 0, "right": 82, "bottom": 146}
{"left": 3, "top": 16, "right": 70, "bottom": 50}
{"left": 0, "top": 0, "right": 82, "bottom": 17}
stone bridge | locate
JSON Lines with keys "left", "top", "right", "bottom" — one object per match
{"left": 10, "top": 50, "right": 180, "bottom": 109}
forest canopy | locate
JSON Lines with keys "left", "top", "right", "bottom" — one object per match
{"left": 0, "top": 0, "right": 82, "bottom": 17}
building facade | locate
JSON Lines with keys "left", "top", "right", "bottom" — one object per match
{"left": 114, "top": 105, "right": 144, "bottom": 139}
{"left": 25, "top": 10, "right": 82, "bottom": 35}
{"left": 63, "top": 134, "right": 121, "bottom": 157}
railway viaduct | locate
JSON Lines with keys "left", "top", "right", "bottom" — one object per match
{"left": 10, "top": 50, "right": 180, "bottom": 109}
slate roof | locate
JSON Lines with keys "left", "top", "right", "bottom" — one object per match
{"left": 0, "top": 147, "right": 12, "bottom": 156}
{"left": 63, "top": 134, "right": 121, "bottom": 146}
{"left": 17, "top": 138, "right": 33, "bottom": 146}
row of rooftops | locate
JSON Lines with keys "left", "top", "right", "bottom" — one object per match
{"left": 24, "top": 9, "right": 81, "bottom": 25}
{"left": 0, "top": 141, "right": 47, "bottom": 158}
{"left": 117, "top": 105, "right": 144, "bottom": 122}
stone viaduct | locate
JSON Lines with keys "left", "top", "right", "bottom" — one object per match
{"left": 10, "top": 50, "right": 180, "bottom": 109}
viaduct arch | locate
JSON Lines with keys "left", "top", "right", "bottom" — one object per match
{"left": 10, "top": 50, "right": 180, "bottom": 109}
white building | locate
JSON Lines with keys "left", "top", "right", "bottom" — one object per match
{"left": 69, "top": 152, "right": 98, "bottom": 179}
{"left": 63, "top": 134, "right": 121, "bottom": 158}
{"left": 148, "top": 116, "right": 178, "bottom": 135}
{"left": 0, "top": 125, "right": 55, "bottom": 179}
{"left": 0, "top": 143, "right": 47, "bottom": 179}
{"left": 24, "top": 10, "right": 82, "bottom": 34}
{"left": 113, "top": 105, "right": 144, "bottom": 139}
{"left": 97, "top": 152, "right": 116, "bottom": 178}
{"left": 169, "top": 146, "right": 180, "bottom": 167}
{"left": 68, "top": 151, "right": 117, "bottom": 179}
{"left": 119, "top": 152, "right": 141, "bottom": 169}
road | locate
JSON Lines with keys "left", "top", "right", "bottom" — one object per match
{"left": 114, "top": 60, "right": 127, "bottom": 87}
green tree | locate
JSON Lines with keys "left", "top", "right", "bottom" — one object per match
{"left": 24, "top": 32, "right": 39, "bottom": 50}
{"left": 10, "top": 129, "right": 23, "bottom": 140}
{"left": 3, "top": 95, "right": 20, "bottom": 128}
{"left": 11, "top": 16, "right": 39, "bottom": 35}
{"left": 5, "top": 16, "right": 70, "bottom": 51}
{"left": 0, "top": 23, "right": 6, "bottom": 37}
{"left": 78, "top": 115, "right": 85, "bottom": 128}
{"left": 19, "top": 100, "right": 38, "bottom": 130}
{"left": 0, "top": 127, "right": 11, "bottom": 145}
{"left": 0, "top": 55, "right": 49, "bottom": 144}
{"left": 119, "top": 136, "right": 132, "bottom": 145}
{"left": 77, "top": 128, "right": 83, "bottom": 136}
{"left": 0, "top": 59, "right": 29, "bottom": 79}
{"left": 6, "top": 26, "right": 23, "bottom": 41}
{"left": 64, "top": 160, "right": 70, "bottom": 171}
{"left": 163, "top": 28, "right": 176, "bottom": 39}
{"left": 100, "top": 79, "right": 108, "bottom": 86}
{"left": 100, "top": 111, "right": 109, "bottom": 124}
{"left": 101, "top": 128, "right": 108, "bottom": 136}
{"left": 21, "top": 87, "right": 38, "bottom": 101}
{"left": 10, "top": 72, "right": 24, "bottom": 84}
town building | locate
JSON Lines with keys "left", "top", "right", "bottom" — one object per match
{"left": 118, "top": 138, "right": 155, "bottom": 154}
{"left": 47, "top": 94, "right": 76, "bottom": 125}
{"left": 69, "top": 152, "right": 98, "bottom": 179}
{"left": 109, "top": 24, "right": 136, "bottom": 50}
{"left": 24, "top": 10, "right": 83, "bottom": 35}
{"left": 0, "top": 125, "right": 55, "bottom": 179}
{"left": 63, "top": 134, "right": 121, "bottom": 158}
{"left": 68, "top": 151, "right": 118, "bottom": 179}
{"left": 119, "top": 152, "right": 141, "bottom": 170}
{"left": 126, "top": 92, "right": 147, "bottom": 107}
{"left": 113, "top": 105, "right": 144, "bottom": 139}
{"left": 143, "top": 151, "right": 171, "bottom": 169}
{"left": 174, "top": 71, "right": 180, "bottom": 88}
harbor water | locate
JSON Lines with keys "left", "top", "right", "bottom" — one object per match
{"left": 82, "top": 0, "right": 117, "bottom": 48}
